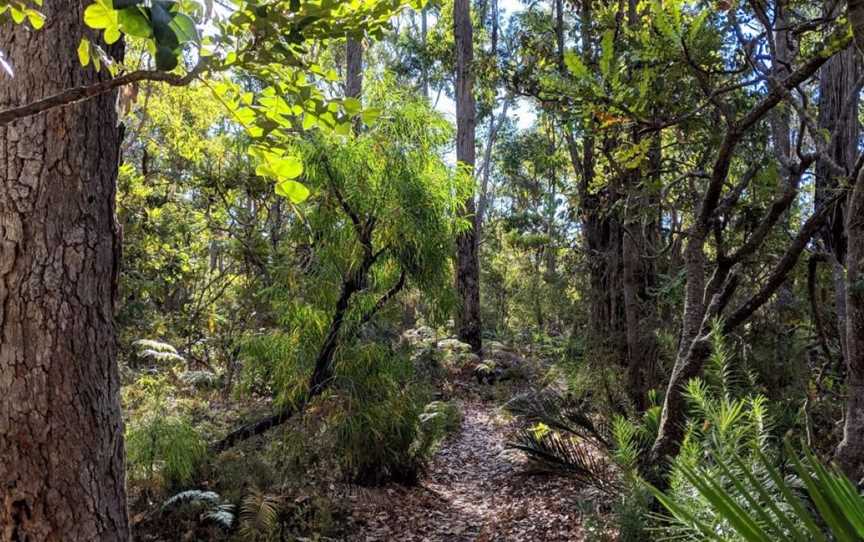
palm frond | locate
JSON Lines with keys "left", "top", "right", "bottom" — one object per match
{"left": 508, "top": 428, "right": 616, "bottom": 493}
{"left": 505, "top": 389, "right": 611, "bottom": 449}
{"left": 648, "top": 442, "right": 864, "bottom": 542}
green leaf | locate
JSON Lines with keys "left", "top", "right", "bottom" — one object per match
{"left": 343, "top": 97, "right": 361, "bottom": 115}
{"left": 83, "top": 1, "right": 115, "bottom": 29}
{"left": 104, "top": 25, "right": 122, "bottom": 44}
{"left": 360, "top": 107, "right": 381, "bottom": 125}
{"left": 9, "top": 6, "right": 23, "bottom": 24}
{"left": 77, "top": 38, "right": 91, "bottom": 67}
{"left": 256, "top": 153, "right": 303, "bottom": 180}
{"left": 599, "top": 29, "right": 614, "bottom": 77}
{"left": 155, "top": 45, "right": 178, "bottom": 71}
{"left": 153, "top": 19, "right": 180, "bottom": 49}
{"left": 25, "top": 8, "right": 43, "bottom": 29}
{"left": 118, "top": 7, "right": 152, "bottom": 38}
{"left": 274, "top": 179, "right": 310, "bottom": 203}
{"left": 149, "top": 1, "right": 172, "bottom": 26}
{"left": 563, "top": 50, "right": 588, "bottom": 79}
{"left": 169, "top": 13, "right": 198, "bottom": 43}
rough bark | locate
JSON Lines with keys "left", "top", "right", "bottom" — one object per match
{"left": 816, "top": 10, "right": 858, "bottom": 361}
{"left": 836, "top": 168, "right": 864, "bottom": 481}
{"left": 454, "top": 0, "right": 482, "bottom": 352}
{"left": 0, "top": 4, "right": 130, "bottom": 540}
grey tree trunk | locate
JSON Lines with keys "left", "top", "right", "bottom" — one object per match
{"left": 816, "top": 1, "right": 858, "bottom": 362}
{"left": 454, "top": 0, "right": 482, "bottom": 352}
{"left": 836, "top": 168, "right": 864, "bottom": 480}
{"left": 0, "top": 3, "right": 130, "bottom": 539}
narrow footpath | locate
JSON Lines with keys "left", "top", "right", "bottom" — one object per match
{"left": 346, "top": 400, "right": 591, "bottom": 541}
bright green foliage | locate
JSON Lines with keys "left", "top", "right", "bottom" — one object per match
{"left": 117, "top": 82, "right": 250, "bottom": 350}
{"left": 636, "top": 324, "right": 797, "bottom": 541}
{"left": 0, "top": 0, "right": 42, "bottom": 28}
{"left": 326, "top": 344, "right": 436, "bottom": 484}
{"left": 650, "top": 444, "right": 864, "bottom": 542}
{"left": 242, "top": 79, "right": 468, "bottom": 405}
{"left": 237, "top": 79, "right": 468, "bottom": 483}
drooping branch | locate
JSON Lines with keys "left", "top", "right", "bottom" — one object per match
{"left": 0, "top": 60, "right": 210, "bottom": 125}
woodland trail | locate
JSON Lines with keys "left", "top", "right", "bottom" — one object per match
{"left": 345, "top": 400, "right": 590, "bottom": 541}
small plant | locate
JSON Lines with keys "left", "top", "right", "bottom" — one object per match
{"left": 126, "top": 398, "right": 207, "bottom": 487}
{"left": 161, "top": 489, "right": 235, "bottom": 531}
{"left": 132, "top": 338, "right": 186, "bottom": 365}
{"left": 238, "top": 487, "right": 282, "bottom": 541}
{"left": 179, "top": 370, "right": 219, "bottom": 389}
{"left": 505, "top": 389, "right": 618, "bottom": 491}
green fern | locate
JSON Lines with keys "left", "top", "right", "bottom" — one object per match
{"left": 162, "top": 490, "right": 235, "bottom": 530}
{"left": 133, "top": 339, "right": 179, "bottom": 354}
{"left": 238, "top": 487, "right": 282, "bottom": 540}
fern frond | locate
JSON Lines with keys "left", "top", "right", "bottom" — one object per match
{"left": 203, "top": 505, "right": 236, "bottom": 530}
{"left": 133, "top": 339, "right": 179, "bottom": 354}
{"left": 139, "top": 349, "right": 186, "bottom": 364}
{"left": 162, "top": 490, "right": 221, "bottom": 511}
{"left": 239, "top": 487, "right": 281, "bottom": 538}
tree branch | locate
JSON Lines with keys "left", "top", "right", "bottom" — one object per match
{"left": 0, "top": 60, "right": 210, "bottom": 126}
{"left": 722, "top": 194, "right": 843, "bottom": 332}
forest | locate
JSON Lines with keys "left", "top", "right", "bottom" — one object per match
{"left": 2, "top": 0, "right": 864, "bottom": 540}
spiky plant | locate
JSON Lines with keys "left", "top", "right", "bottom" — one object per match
{"left": 649, "top": 442, "right": 864, "bottom": 541}
{"left": 509, "top": 426, "right": 617, "bottom": 493}
{"left": 646, "top": 321, "right": 795, "bottom": 541}
{"left": 505, "top": 389, "right": 612, "bottom": 447}
{"left": 505, "top": 389, "right": 619, "bottom": 492}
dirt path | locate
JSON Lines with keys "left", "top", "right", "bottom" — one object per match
{"left": 345, "top": 401, "right": 589, "bottom": 541}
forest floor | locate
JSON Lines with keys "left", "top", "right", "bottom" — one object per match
{"left": 344, "top": 399, "right": 593, "bottom": 541}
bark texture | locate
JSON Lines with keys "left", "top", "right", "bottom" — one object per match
{"left": 454, "top": 0, "right": 482, "bottom": 352}
{"left": 836, "top": 169, "right": 864, "bottom": 481}
{"left": 816, "top": 20, "right": 859, "bottom": 361}
{"left": 0, "top": 4, "right": 129, "bottom": 540}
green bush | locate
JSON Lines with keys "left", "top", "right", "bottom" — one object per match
{"left": 126, "top": 399, "right": 207, "bottom": 488}
{"left": 327, "top": 344, "right": 442, "bottom": 485}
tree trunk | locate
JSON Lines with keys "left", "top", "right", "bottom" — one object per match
{"left": 0, "top": 4, "right": 130, "bottom": 540}
{"left": 816, "top": 19, "right": 858, "bottom": 362}
{"left": 836, "top": 168, "right": 864, "bottom": 481}
{"left": 346, "top": 37, "right": 363, "bottom": 101}
{"left": 454, "top": 0, "right": 482, "bottom": 352}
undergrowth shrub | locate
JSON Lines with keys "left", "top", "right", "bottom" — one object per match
{"left": 126, "top": 392, "right": 207, "bottom": 489}
{"left": 508, "top": 321, "right": 795, "bottom": 541}
{"left": 326, "top": 343, "right": 452, "bottom": 485}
